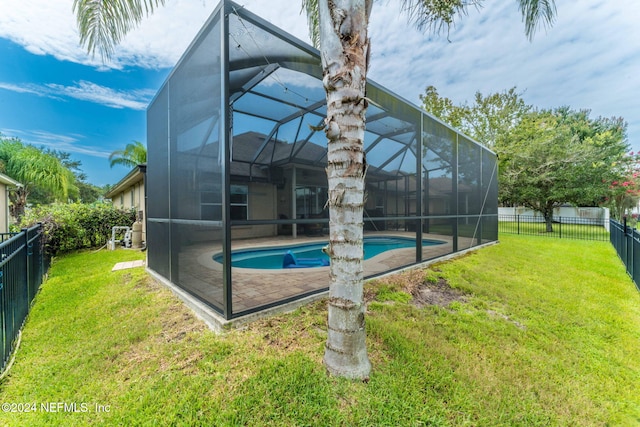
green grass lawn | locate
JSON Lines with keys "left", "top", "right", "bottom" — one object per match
{"left": 1, "top": 235, "right": 639, "bottom": 426}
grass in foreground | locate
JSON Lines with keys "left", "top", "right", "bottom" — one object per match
{"left": 1, "top": 235, "right": 639, "bottom": 426}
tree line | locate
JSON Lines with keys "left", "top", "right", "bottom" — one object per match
{"left": 0, "top": 134, "right": 98, "bottom": 221}
{"left": 0, "top": 134, "right": 146, "bottom": 223}
{"left": 421, "top": 86, "right": 633, "bottom": 230}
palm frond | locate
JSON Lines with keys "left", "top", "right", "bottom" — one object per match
{"left": 301, "top": 0, "right": 320, "bottom": 48}
{"left": 518, "top": 0, "right": 556, "bottom": 40}
{"left": 109, "top": 140, "right": 146, "bottom": 168}
{"left": 400, "top": 0, "right": 555, "bottom": 41}
{"left": 73, "top": 0, "right": 166, "bottom": 61}
{"left": 109, "top": 157, "right": 137, "bottom": 169}
{"left": 400, "top": 0, "right": 481, "bottom": 36}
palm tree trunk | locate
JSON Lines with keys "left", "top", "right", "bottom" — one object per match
{"left": 9, "top": 187, "right": 27, "bottom": 223}
{"left": 319, "top": 0, "right": 372, "bottom": 379}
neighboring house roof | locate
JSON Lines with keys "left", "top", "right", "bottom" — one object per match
{"left": 0, "top": 172, "right": 21, "bottom": 187}
{"left": 229, "top": 132, "right": 406, "bottom": 182}
{"left": 176, "top": 131, "right": 330, "bottom": 181}
{"left": 231, "top": 131, "right": 326, "bottom": 176}
{"left": 169, "top": 132, "right": 478, "bottom": 194}
{"left": 105, "top": 164, "right": 146, "bottom": 199}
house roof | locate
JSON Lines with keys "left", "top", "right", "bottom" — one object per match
{"left": 105, "top": 164, "right": 146, "bottom": 199}
{"left": 0, "top": 172, "right": 21, "bottom": 187}
{"left": 228, "top": 131, "right": 409, "bottom": 183}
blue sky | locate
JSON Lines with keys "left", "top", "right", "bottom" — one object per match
{"left": 1, "top": 0, "right": 639, "bottom": 186}
{"left": 0, "top": 37, "right": 167, "bottom": 185}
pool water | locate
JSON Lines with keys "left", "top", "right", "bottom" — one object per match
{"left": 213, "top": 236, "right": 443, "bottom": 270}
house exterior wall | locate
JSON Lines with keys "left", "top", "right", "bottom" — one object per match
{"left": 0, "top": 173, "right": 20, "bottom": 234}
{"left": 231, "top": 182, "right": 277, "bottom": 239}
{"left": 107, "top": 172, "right": 146, "bottom": 242}
{"left": 0, "top": 183, "right": 9, "bottom": 233}
{"left": 111, "top": 180, "right": 145, "bottom": 213}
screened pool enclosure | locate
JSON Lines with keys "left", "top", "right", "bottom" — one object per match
{"left": 146, "top": 0, "right": 498, "bottom": 320}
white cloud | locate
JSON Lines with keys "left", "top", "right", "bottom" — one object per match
{"left": 0, "top": 0, "right": 102, "bottom": 66}
{"left": 0, "top": 0, "right": 199, "bottom": 69}
{"left": 0, "top": 0, "right": 639, "bottom": 147}
{"left": 46, "top": 81, "right": 154, "bottom": 110}
{"left": 0, "top": 128, "right": 112, "bottom": 158}
{"left": 0, "top": 80, "right": 154, "bottom": 110}
{"left": 365, "top": 0, "right": 640, "bottom": 146}
{"left": 0, "top": 0, "right": 312, "bottom": 70}
{"left": 0, "top": 82, "right": 45, "bottom": 96}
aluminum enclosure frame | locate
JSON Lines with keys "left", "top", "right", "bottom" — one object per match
{"left": 146, "top": 0, "right": 498, "bottom": 320}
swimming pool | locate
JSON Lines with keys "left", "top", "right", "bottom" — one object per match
{"left": 213, "top": 236, "right": 444, "bottom": 270}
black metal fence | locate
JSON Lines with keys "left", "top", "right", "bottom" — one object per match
{"left": 0, "top": 232, "right": 18, "bottom": 243}
{"left": 610, "top": 219, "right": 640, "bottom": 291}
{"left": 499, "top": 214, "right": 609, "bottom": 241}
{"left": 0, "top": 225, "right": 49, "bottom": 372}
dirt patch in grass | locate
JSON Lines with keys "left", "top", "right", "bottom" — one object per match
{"left": 367, "top": 268, "right": 466, "bottom": 308}
{"left": 411, "top": 276, "right": 466, "bottom": 308}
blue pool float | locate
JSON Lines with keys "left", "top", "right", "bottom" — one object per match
{"left": 282, "top": 250, "right": 329, "bottom": 268}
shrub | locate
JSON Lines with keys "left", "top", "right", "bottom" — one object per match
{"left": 19, "top": 203, "right": 137, "bottom": 255}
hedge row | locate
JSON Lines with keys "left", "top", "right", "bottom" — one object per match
{"left": 19, "top": 203, "right": 137, "bottom": 255}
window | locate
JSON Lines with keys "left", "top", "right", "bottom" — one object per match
{"left": 200, "top": 181, "right": 222, "bottom": 220}
{"left": 295, "top": 186, "right": 327, "bottom": 218}
{"left": 375, "top": 194, "right": 385, "bottom": 215}
{"left": 201, "top": 191, "right": 221, "bottom": 220}
{"left": 230, "top": 184, "right": 248, "bottom": 220}
{"left": 201, "top": 185, "right": 249, "bottom": 220}
{"left": 130, "top": 188, "right": 135, "bottom": 207}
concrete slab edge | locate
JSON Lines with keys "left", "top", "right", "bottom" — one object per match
{"left": 145, "top": 268, "right": 228, "bottom": 333}
{"left": 146, "top": 267, "right": 330, "bottom": 333}
{"left": 228, "top": 292, "right": 329, "bottom": 330}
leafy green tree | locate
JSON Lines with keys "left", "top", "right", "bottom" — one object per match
{"left": 0, "top": 136, "right": 78, "bottom": 221}
{"left": 76, "top": 0, "right": 557, "bottom": 379}
{"left": 46, "top": 148, "right": 84, "bottom": 174}
{"left": 420, "top": 85, "right": 464, "bottom": 128}
{"left": 423, "top": 88, "right": 631, "bottom": 229}
{"left": 496, "top": 108, "right": 628, "bottom": 231}
{"left": 463, "top": 88, "right": 532, "bottom": 148}
{"left": 108, "top": 140, "right": 147, "bottom": 169}
{"left": 29, "top": 148, "right": 102, "bottom": 205}
{"left": 421, "top": 86, "right": 531, "bottom": 148}
{"left": 75, "top": 181, "right": 103, "bottom": 203}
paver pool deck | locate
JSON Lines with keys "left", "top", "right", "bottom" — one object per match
{"left": 171, "top": 231, "right": 483, "bottom": 314}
